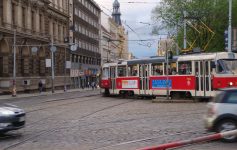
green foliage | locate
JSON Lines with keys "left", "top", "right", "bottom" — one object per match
{"left": 152, "top": 0, "right": 237, "bottom": 52}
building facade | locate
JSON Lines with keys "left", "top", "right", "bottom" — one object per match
{"left": 111, "top": 0, "right": 128, "bottom": 60}
{"left": 0, "top": 0, "right": 70, "bottom": 94}
{"left": 69, "top": 0, "right": 101, "bottom": 88}
{"left": 157, "top": 39, "right": 176, "bottom": 56}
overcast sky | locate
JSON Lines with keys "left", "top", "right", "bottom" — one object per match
{"left": 94, "top": 0, "right": 160, "bottom": 58}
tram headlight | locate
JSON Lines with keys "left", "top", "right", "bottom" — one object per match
{"left": 229, "top": 82, "right": 233, "bottom": 86}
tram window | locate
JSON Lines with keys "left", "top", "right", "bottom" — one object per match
{"left": 102, "top": 67, "right": 109, "bottom": 78}
{"left": 216, "top": 61, "right": 224, "bottom": 73}
{"left": 128, "top": 65, "right": 138, "bottom": 76}
{"left": 178, "top": 61, "right": 192, "bottom": 75}
{"left": 117, "top": 66, "right": 127, "bottom": 77}
{"left": 170, "top": 62, "right": 177, "bottom": 75}
{"left": 211, "top": 61, "right": 216, "bottom": 73}
{"left": 152, "top": 63, "right": 163, "bottom": 75}
{"left": 164, "top": 62, "right": 177, "bottom": 75}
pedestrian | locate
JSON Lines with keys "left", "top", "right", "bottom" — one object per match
{"left": 38, "top": 80, "right": 43, "bottom": 93}
{"left": 91, "top": 81, "right": 95, "bottom": 90}
{"left": 87, "top": 81, "right": 90, "bottom": 88}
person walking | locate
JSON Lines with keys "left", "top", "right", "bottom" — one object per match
{"left": 38, "top": 80, "right": 43, "bottom": 93}
{"left": 91, "top": 81, "right": 95, "bottom": 90}
{"left": 87, "top": 81, "right": 90, "bottom": 89}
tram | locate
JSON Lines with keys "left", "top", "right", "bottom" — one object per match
{"left": 100, "top": 52, "right": 237, "bottom": 99}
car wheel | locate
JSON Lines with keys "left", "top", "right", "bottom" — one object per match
{"left": 216, "top": 119, "right": 237, "bottom": 142}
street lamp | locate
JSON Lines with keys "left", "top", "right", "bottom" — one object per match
{"left": 12, "top": 30, "right": 17, "bottom": 97}
{"left": 107, "top": 39, "right": 111, "bottom": 62}
{"left": 165, "top": 41, "right": 169, "bottom": 100}
{"left": 50, "top": 44, "right": 57, "bottom": 93}
{"left": 228, "top": 0, "right": 232, "bottom": 52}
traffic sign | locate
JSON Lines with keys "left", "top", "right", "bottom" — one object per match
{"left": 50, "top": 46, "right": 57, "bottom": 52}
{"left": 31, "top": 47, "right": 38, "bottom": 53}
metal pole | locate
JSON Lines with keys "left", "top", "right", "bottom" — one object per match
{"left": 228, "top": 0, "right": 232, "bottom": 52}
{"left": 51, "top": 50, "right": 55, "bottom": 93}
{"left": 64, "top": 46, "right": 67, "bottom": 92}
{"left": 51, "top": 38, "right": 55, "bottom": 93}
{"left": 107, "top": 40, "right": 109, "bottom": 62}
{"left": 166, "top": 41, "right": 169, "bottom": 100}
{"left": 183, "top": 11, "right": 187, "bottom": 50}
{"left": 12, "top": 29, "right": 17, "bottom": 97}
{"left": 176, "top": 24, "right": 179, "bottom": 55}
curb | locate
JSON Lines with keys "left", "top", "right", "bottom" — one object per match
{"left": 0, "top": 89, "right": 99, "bottom": 101}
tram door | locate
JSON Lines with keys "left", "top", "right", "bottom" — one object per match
{"left": 139, "top": 64, "right": 150, "bottom": 95}
{"left": 195, "top": 60, "right": 212, "bottom": 97}
{"left": 110, "top": 67, "right": 116, "bottom": 94}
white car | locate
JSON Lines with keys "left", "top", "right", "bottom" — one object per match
{"left": 204, "top": 88, "right": 237, "bottom": 142}
{"left": 0, "top": 104, "right": 25, "bottom": 134}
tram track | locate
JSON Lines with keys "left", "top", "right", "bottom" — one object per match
{"left": 93, "top": 128, "right": 210, "bottom": 150}
{"left": 2, "top": 98, "right": 139, "bottom": 150}
{"left": 26, "top": 93, "right": 100, "bottom": 113}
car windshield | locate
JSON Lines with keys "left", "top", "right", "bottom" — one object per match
{"left": 102, "top": 67, "right": 109, "bottom": 79}
{"left": 213, "top": 91, "right": 225, "bottom": 103}
{"left": 218, "top": 59, "right": 237, "bottom": 74}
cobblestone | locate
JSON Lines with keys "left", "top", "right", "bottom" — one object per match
{"left": 0, "top": 93, "right": 236, "bottom": 150}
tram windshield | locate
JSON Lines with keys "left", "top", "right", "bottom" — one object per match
{"left": 102, "top": 67, "right": 109, "bottom": 79}
{"left": 218, "top": 59, "right": 237, "bottom": 74}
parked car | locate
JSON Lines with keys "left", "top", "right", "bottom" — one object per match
{"left": 204, "top": 88, "right": 237, "bottom": 142}
{"left": 0, "top": 104, "right": 25, "bottom": 134}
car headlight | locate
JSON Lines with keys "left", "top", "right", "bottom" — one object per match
{"left": 0, "top": 108, "right": 15, "bottom": 115}
{"left": 0, "top": 123, "right": 11, "bottom": 127}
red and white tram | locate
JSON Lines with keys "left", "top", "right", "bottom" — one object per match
{"left": 100, "top": 52, "right": 237, "bottom": 99}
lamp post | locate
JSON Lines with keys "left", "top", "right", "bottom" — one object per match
{"left": 183, "top": 11, "right": 187, "bottom": 50}
{"left": 228, "top": 0, "right": 232, "bottom": 52}
{"left": 12, "top": 29, "right": 17, "bottom": 97}
{"left": 50, "top": 43, "right": 57, "bottom": 93}
{"left": 165, "top": 41, "right": 169, "bottom": 100}
{"left": 107, "top": 39, "right": 110, "bottom": 62}
{"left": 64, "top": 46, "right": 67, "bottom": 92}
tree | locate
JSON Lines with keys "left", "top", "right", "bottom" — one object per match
{"left": 151, "top": 0, "right": 237, "bottom": 52}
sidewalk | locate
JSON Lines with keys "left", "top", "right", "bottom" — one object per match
{"left": 0, "top": 88, "right": 100, "bottom": 101}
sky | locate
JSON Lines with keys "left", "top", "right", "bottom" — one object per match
{"left": 94, "top": 0, "right": 160, "bottom": 58}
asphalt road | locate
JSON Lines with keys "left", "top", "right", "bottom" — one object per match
{"left": 0, "top": 90, "right": 236, "bottom": 150}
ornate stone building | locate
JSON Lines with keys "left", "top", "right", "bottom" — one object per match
{"left": 69, "top": 0, "right": 101, "bottom": 88}
{"left": 111, "top": 0, "right": 128, "bottom": 60}
{"left": 0, "top": 0, "right": 69, "bottom": 94}
{"left": 100, "top": 0, "right": 129, "bottom": 64}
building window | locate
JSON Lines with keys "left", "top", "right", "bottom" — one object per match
{"left": 22, "top": 7, "right": 26, "bottom": 29}
{"left": 12, "top": 3, "right": 16, "bottom": 26}
{"left": 39, "top": 14, "right": 43, "bottom": 32}
{"left": 31, "top": 11, "right": 35, "bottom": 31}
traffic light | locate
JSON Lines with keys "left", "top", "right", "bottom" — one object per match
{"left": 168, "top": 51, "right": 173, "bottom": 59}
{"left": 224, "top": 30, "right": 228, "bottom": 51}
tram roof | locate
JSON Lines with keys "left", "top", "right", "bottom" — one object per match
{"left": 126, "top": 56, "right": 178, "bottom": 65}
{"left": 126, "top": 57, "right": 164, "bottom": 65}
{"left": 177, "top": 52, "right": 236, "bottom": 61}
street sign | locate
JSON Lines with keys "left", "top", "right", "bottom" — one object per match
{"left": 46, "top": 59, "right": 51, "bottom": 67}
{"left": 50, "top": 46, "right": 57, "bottom": 52}
{"left": 66, "top": 61, "right": 71, "bottom": 69}
{"left": 31, "top": 47, "right": 38, "bottom": 53}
